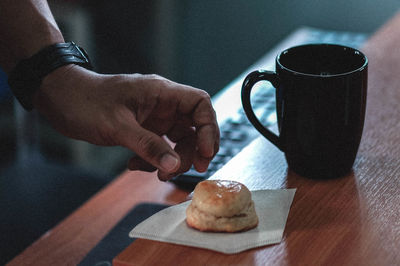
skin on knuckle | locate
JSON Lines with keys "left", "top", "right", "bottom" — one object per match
{"left": 146, "top": 73, "right": 162, "bottom": 80}
{"left": 145, "top": 74, "right": 170, "bottom": 87}
{"left": 197, "top": 89, "right": 211, "bottom": 102}
{"left": 192, "top": 92, "right": 215, "bottom": 123}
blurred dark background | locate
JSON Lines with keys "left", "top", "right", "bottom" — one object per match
{"left": 1, "top": 0, "right": 399, "bottom": 263}
{"left": 2, "top": 0, "right": 400, "bottom": 175}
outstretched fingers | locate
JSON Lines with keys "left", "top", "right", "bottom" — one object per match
{"left": 194, "top": 98, "right": 219, "bottom": 163}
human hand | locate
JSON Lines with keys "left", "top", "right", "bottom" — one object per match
{"left": 34, "top": 65, "right": 220, "bottom": 180}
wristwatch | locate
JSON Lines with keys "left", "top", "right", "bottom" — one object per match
{"left": 8, "top": 41, "right": 93, "bottom": 110}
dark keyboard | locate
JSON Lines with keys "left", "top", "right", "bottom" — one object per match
{"left": 170, "top": 28, "right": 368, "bottom": 191}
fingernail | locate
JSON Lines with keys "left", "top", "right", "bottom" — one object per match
{"left": 160, "top": 153, "right": 179, "bottom": 172}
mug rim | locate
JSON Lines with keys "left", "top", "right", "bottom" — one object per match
{"left": 276, "top": 43, "right": 368, "bottom": 78}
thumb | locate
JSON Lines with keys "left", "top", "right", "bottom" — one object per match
{"left": 119, "top": 124, "right": 181, "bottom": 173}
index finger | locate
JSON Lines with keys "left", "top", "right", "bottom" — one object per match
{"left": 177, "top": 88, "right": 220, "bottom": 158}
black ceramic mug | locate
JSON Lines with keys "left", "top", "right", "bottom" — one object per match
{"left": 241, "top": 44, "right": 368, "bottom": 179}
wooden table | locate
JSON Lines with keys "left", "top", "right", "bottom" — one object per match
{"left": 8, "top": 12, "right": 400, "bottom": 266}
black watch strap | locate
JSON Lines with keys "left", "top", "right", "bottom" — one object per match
{"left": 8, "top": 41, "right": 93, "bottom": 110}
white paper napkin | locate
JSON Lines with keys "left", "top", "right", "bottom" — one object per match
{"left": 129, "top": 189, "right": 296, "bottom": 254}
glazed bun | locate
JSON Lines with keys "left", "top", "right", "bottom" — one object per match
{"left": 186, "top": 180, "right": 258, "bottom": 232}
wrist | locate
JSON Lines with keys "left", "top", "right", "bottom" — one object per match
{"left": 8, "top": 42, "right": 93, "bottom": 110}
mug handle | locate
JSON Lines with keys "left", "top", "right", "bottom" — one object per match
{"left": 241, "top": 70, "right": 283, "bottom": 151}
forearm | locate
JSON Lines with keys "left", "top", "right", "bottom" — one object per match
{"left": 0, "top": 0, "right": 64, "bottom": 73}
